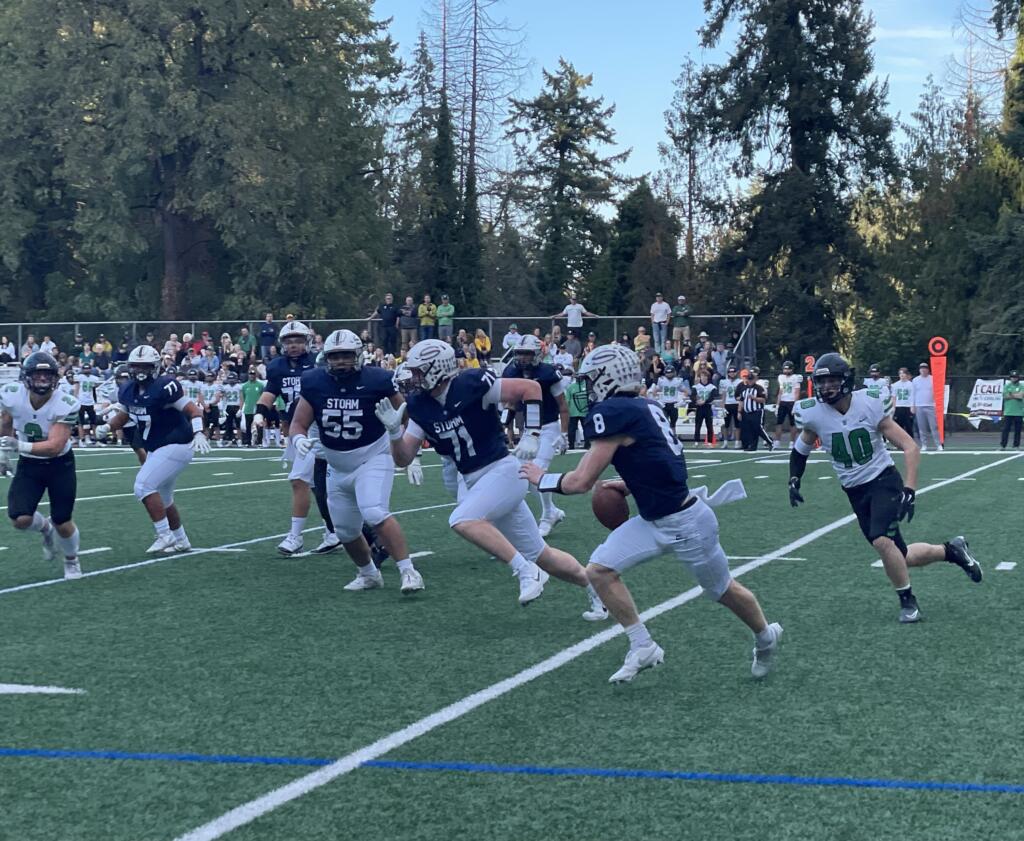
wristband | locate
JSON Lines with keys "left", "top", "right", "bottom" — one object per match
{"left": 537, "top": 472, "right": 565, "bottom": 493}
{"left": 18, "top": 440, "right": 34, "bottom": 455}
{"left": 191, "top": 416, "right": 204, "bottom": 434}
{"left": 388, "top": 426, "right": 405, "bottom": 441}
{"left": 524, "top": 400, "right": 542, "bottom": 430}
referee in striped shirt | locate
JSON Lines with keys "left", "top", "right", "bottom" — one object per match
{"left": 737, "top": 367, "right": 774, "bottom": 451}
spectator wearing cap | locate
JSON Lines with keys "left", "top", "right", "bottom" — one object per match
{"left": 418, "top": 293, "right": 438, "bottom": 341}
{"left": 672, "top": 295, "right": 691, "bottom": 345}
{"left": 562, "top": 329, "right": 582, "bottom": 361}
{"left": 259, "top": 313, "right": 277, "bottom": 361}
{"left": 552, "top": 343, "right": 574, "bottom": 372}
{"left": 436, "top": 294, "right": 455, "bottom": 342}
{"left": 1002, "top": 371, "right": 1023, "bottom": 450}
{"left": 911, "top": 362, "right": 941, "bottom": 451}
{"left": 502, "top": 323, "right": 521, "bottom": 351}
{"left": 583, "top": 331, "right": 599, "bottom": 358}
{"left": 550, "top": 294, "right": 599, "bottom": 334}
{"left": 113, "top": 341, "right": 130, "bottom": 363}
{"left": 195, "top": 346, "right": 221, "bottom": 375}
{"left": 650, "top": 292, "right": 672, "bottom": 353}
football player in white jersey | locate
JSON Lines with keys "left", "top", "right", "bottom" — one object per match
{"left": 74, "top": 362, "right": 102, "bottom": 447}
{"left": 0, "top": 352, "right": 84, "bottom": 578}
{"left": 862, "top": 363, "right": 891, "bottom": 399}
{"left": 789, "top": 353, "right": 983, "bottom": 624}
{"left": 774, "top": 360, "right": 803, "bottom": 449}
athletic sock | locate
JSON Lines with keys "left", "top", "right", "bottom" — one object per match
{"left": 942, "top": 542, "right": 956, "bottom": 563}
{"left": 755, "top": 625, "right": 776, "bottom": 647}
{"left": 395, "top": 558, "right": 414, "bottom": 574}
{"left": 154, "top": 517, "right": 171, "bottom": 536}
{"left": 357, "top": 561, "right": 377, "bottom": 577}
{"left": 540, "top": 492, "right": 556, "bottom": 518}
{"left": 625, "top": 622, "right": 653, "bottom": 651}
{"left": 171, "top": 526, "right": 187, "bottom": 542}
{"left": 290, "top": 516, "right": 305, "bottom": 538}
{"left": 509, "top": 552, "right": 532, "bottom": 575}
{"left": 57, "top": 527, "right": 80, "bottom": 559}
{"left": 28, "top": 512, "right": 47, "bottom": 533}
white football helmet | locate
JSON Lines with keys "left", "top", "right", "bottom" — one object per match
{"left": 577, "top": 343, "right": 642, "bottom": 403}
{"left": 404, "top": 340, "right": 457, "bottom": 394}
{"left": 127, "top": 344, "right": 162, "bottom": 382}
{"left": 322, "top": 329, "right": 363, "bottom": 375}
{"left": 392, "top": 362, "right": 413, "bottom": 394}
{"left": 278, "top": 320, "right": 312, "bottom": 357}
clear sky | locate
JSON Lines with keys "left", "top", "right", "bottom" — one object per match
{"left": 372, "top": 0, "right": 974, "bottom": 177}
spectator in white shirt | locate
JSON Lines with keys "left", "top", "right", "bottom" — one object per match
{"left": 501, "top": 323, "right": 521, "bottom": 351}
{"left": 649, "top": 292, "right": 672, "bottom": 353}
{"left": 911, "top": 362, "right": 942, "bottom": 451}
{"left": 39, "top": 335, "right": 57, "bottom": 354}
{"left": 550, "top": 294, "right": 599, "bottom": 332}
{"left": 0, "top": 336, "right": 16, "bottom": 363}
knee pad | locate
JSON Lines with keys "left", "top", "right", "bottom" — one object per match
{"left": 360, "top": 505, "right": 391, "bottom": 529}
{"left": 134, "top": 478, "right": 154, "bottom": 501}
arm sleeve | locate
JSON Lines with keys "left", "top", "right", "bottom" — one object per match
{"left": 549, "top": 378, "right": 566, "bottom": 397}
{"left": 172, "top": 395, "right": 191, "bottom": 411}
{"left": 405, "top": 419, "right": 425, "bottom": 443}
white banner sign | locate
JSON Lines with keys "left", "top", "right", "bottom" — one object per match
{"left": 966, "top": 379, "right": 1005, "bottom": 428}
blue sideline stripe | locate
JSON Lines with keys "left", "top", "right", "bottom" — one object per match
{"left": 362, "top": 759, "right": 1024, "bottom": 795}
{"left": 3, "top": 747, "right": 1023, "bottom": 795}
{"left": 0, "top": 746, "right": 330, "bottom": 768}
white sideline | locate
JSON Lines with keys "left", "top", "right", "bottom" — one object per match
{"left": 173, "top": 451, "right": 1023, "bottom": 841}
{"left": 0, "top": 503, "right": 457, "bottom": 597}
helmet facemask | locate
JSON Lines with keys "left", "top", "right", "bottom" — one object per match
{"left": 326, "top": 350, "right": 359, "bottom": 380}
{"left": 28, "top": 370, "right": 57, "bottom": 396}
{"left": 130, "top": 363, "right": 156, "bottom": 383}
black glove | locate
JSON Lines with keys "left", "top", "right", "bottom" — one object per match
{"left": 898, "top": 487, "right": 916, "bottom": 522}
{"left": 788, "top": 477, "right": 804, "bottom": 507}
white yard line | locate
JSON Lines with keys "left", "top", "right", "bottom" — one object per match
{"left": 0, "top": 504, "right": 457, "bottom": 597}
{"left": 995, "top": 562, "right": 1017, "bottom": 571}
{"left": 0, "top": 683, "right": 85, "bottom": 696}
{"left": 212, "top": 473, "right": 234, "bottom": 477}
{"left": 174, "top": 451, "right": 1023, "bottom": 841}
{"left": 78, "top": 547, "right": 111, "bottom": 556}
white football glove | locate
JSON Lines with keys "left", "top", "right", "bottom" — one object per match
{"left": 407, "top": 456, "right": 423, "bottom": 486}
{"left": 191, "top": 432, "right": 212, "bottom": 454}
{"left": 94, "top": 424, "right": 111, "bottom": 442}
{"left": 293, "top": 434, "right": 315, "bottom": 458}
{"left": 374, "top": 398, "right": 407, "bottom": 435}
{"left": 0, "top": 435, "right": 18, "bottom": 453}
{"left": 514, "top": 430, "right": 541, "bottom": 461}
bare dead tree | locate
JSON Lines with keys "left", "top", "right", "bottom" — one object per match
{"left": 947, "top": 0, "right": 1014, "bottom": 120}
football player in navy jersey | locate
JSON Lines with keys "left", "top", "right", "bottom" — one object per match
{"left": 289, "top": 330, "right": 424, "bottom": 593}
{"left": 250, "top": 320, "right": 326, "bottom": 555}
{"left": 97, "top": 345, "right": 210, "bottom": 553}
{"left": 502, "top": 334, "right": 570, "bottom": 537}
{"left": 520, "top": 343, "right": 782, "bottom": 683}
{"left": 377, "top": 339, "right": 606, "bottom": 617}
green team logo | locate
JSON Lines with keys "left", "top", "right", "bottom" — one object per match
{"left": 830, "top": 429, "right": 874, "bottom": 468}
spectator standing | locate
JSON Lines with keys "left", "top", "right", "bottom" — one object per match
{"left": 671, "top": 295, "right": 691, "bottom": 345}
{"left": 633, "top": 326, "right": 651, "bottom": 353}
{"left": 369, "top": 292, "right": 399, "bottom": 356}
{"left": 650, "top": 293, "right": 672, "bottom": 352}
{"left": 20, "top": 334, "right": 38, "bottom": 359}
{"left": 501, "top": 323, "right": 521, "bottom": 351}
{"left": 236, "top": 326, "right": 257, "bottom": 360}
{"left": 1001, "top": 370, "right": 1023, "bottom": 450}
{"left": 436, "top": 294, "right": 455, "bottom": 342}
{"left": 418, "top": 293, "right": 438, "bottom": 340}
{"left": 891, "top": 368, "right": 914, "bottom": 438}
{"left": 562, "top": 329, "right": 582, "bottom": 362}
{"left": 398, "top": 296, "right": 418, "bottom": 350}
{"left": 259, "top": 314, "right": 276, "bottom": 361}
{"left": 241, "top": 368, "right": 265, "bottom": 447}
{"left": 911, "top": 362, "right": 941, "bottom": 451}
{"left": 550, "top": 294, "right": 599, "bottom": 334}
{"left": 565, "top": 374, "right": 590, "bottom": 450}
{"left": 39, "top": 335, "right": 57, "bottom": 354}
{"left": 0, "top": 336, "right": 16, "bottom": 362}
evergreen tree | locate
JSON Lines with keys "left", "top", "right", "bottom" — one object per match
{"left": 697, "top": 0, "right": 897, "bottom": 356}
{"left": 506, "top": 59, "right": 628, "bottom": 312}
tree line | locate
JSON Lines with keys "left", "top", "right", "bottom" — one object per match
{"left": 0, "top": 0, "right": 1022, "bottom": 373}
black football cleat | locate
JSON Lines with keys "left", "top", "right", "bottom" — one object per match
{"left": 947, "top": 536, "right": 983, "bottom": 583}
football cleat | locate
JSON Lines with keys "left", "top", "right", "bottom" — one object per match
{"left": 899, "top": 594, "right": 922, "bottom": 624}
{"left": 312, "top": 532, "right": 341, "bottom": 555}
{"left": 146, "top": 533, "right": 178, "bottom": 554}
{"left": 516, "top": 565, "right": 549, "bottom": 606}
{"left": 538, "top": 508, "right": 566, "bottom": 538}
{"left": 63, "top": 557, "right": 82, "bottom": 580}
{"left": 344, "top": 568, "right": 384, "bottom": 591}
{"left": 41, "top": 520, "right": 56, "bottom": 562}
{"left": 751, "top": 622, "right": 783, "bottom": 678}
{"left": 277, "top": 534, "right": 304, "bottom": 556}
{"left": 947, "top": 536, "right": 983, "bottom": 583}
{"left": 582, "top": 597, "right": 609, "bottom": 622}
{"left": 609, "top": 642, "right": 665, "bottom": 684}
{"left": 165, "top": 536, "right": 192, "bottom": 554}
{"left": 400, "top": 568, "right": 425, "bottom": 594}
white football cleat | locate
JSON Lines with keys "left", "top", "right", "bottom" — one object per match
{"left": 311, "top": 532, "right": 341, "bottom": 555}
{"left": 277, "top": 534, "right": 304, "bottom": 556}
{"left": 538, "top": 508, "right": 566, "bottom": 538}
{"left": 165, "top": 536, "right": 192, "bottom": 554}
{"left": 920, "top": 445, "right": 928, "bottom": 453}
{"left": 63, "top": 557, "right": 82, "bottom": 580}
{"left": 41, "top": 521, "right": 56, "bottom": 562}
{"left": 516, "top": 565, "right": 548, "bottom": 606}
{"left": 609, "top": 642, "right": 665, "bottom": 684}
{"left": 146, "top": 533, "right": 178, "bottom": 554}
{"left": 751, "top": 622, "right": 784, "bottom": 678}
{"left": 344, "top": 569, "right": 384, "bottom": 591}
{"left": 400, "top": 568, "right": 425, "bottom": 594}
{"left": 582, "top": 597, "right": 609, "bottom": 622}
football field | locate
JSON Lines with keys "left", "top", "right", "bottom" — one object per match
{"left": 1, "top": 444, "right": 1022, "bottom": 841}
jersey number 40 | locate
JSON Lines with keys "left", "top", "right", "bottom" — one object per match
{"left": 830, "top": 429, "right": 873, "bottom": 468}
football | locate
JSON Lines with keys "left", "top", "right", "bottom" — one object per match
{"left": 592, "top": 482, "right": 629, "bottom": 530}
